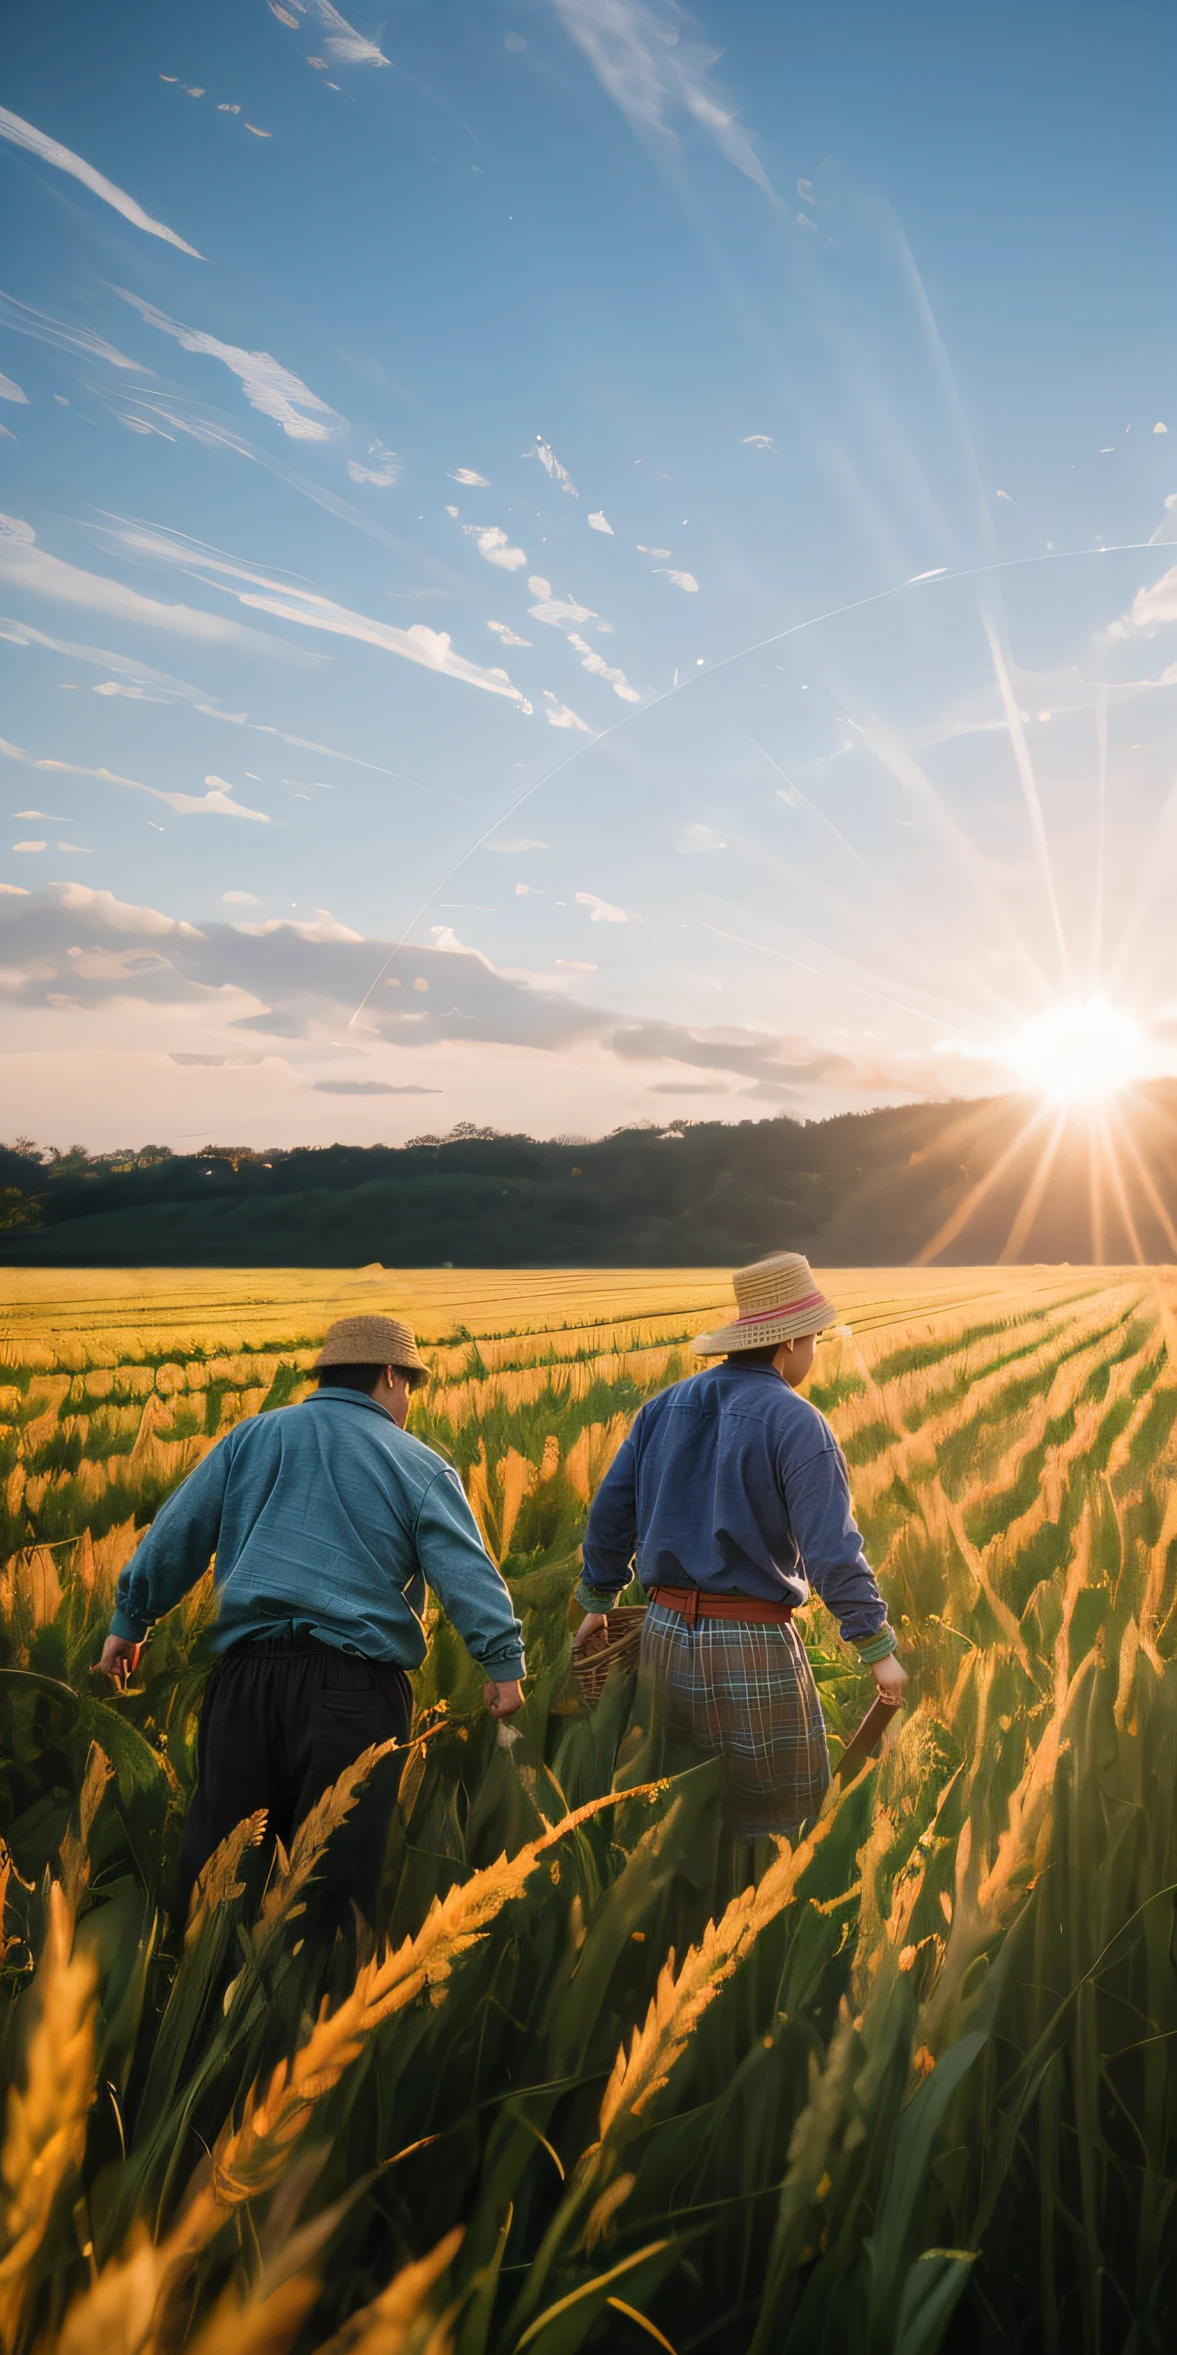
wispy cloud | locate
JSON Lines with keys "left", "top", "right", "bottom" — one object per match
{"left": 0, "top": 370, "right": 27, "bottom": 403}
{"left": 0, "top": 735, "right": 271, "bottom": 820}
{"left": 488, "top": 619, "right": 532, "bottom": 647}
{"left": 0, "top": 287, "right": 139, "bottom": 370}
{"left": 0, "top": 515, "right": 276, "bottom": 649}
{"left": 1113, "top": 565, "right": 1177, "bottom": 634}
{"left": 588, "top": 510, "right": 614, "bottom": 532}
{"left": 677, "top": 821, "right": 725, "bottom": 851}
{"left": 576, "top": 889, "right": 630, "bottom": 920}
{"left": 741, "top": 433, "right": 773, "bottom": 449}
{"left": 545, "top": 693, "right": 593, "bottom": 731}
{"left": 566, "top": 630, "right": 641, "bottom": 701}
{"left": 534, "top": 437, "right": 578, "bottom": 495}
{"left": 546, "top": 0, "right": 776, "bottom": 202}
{"left": 464, "top": 523, "right": 528, "bottom": 571}
{"left": 655, "top": 566, "right": 698, "bottom": 591}
{"left": 117, "top": 291, "right": 343, "bottom": 441}
{"left": 527, "top": 576, "right": 597, "bottom": 629}
{"left": 450, "top": 466, "right": 489, "bottom": 486}
{"left": 268, "top": 0, "right": 390, "bottom": 67}
{"left": 484, "top": 836, "right": 549, "bottom": 852}
{"left": 105, "top": 517, "right": 535, "bottom": 707}
{"left": 347, "top": 438, "right": 400, "bottom": 485}
{"left": 313, "top": 1079, "right": 441, "bottom": 1094}
{"left": 0, "top": 105, "right": 203, "bottom": 255}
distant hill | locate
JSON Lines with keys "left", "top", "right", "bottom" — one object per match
{"left": 3, "top": 1087, "right": 1177, "bottom": 1267}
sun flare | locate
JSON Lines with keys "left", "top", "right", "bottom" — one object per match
{"left": 1004, "top": 999, "right": 1146, "bottom": 1107}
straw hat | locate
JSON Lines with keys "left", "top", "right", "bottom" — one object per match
{"left": 314, "top": 1313, "right": 429, "bottom": 1380}
{"left": 691, "top": 1252, "right": 835, "bottom": 1357}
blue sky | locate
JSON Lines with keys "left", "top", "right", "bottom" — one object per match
{"left": 1, "top": 0, "right": 1174, "bottom": 1150}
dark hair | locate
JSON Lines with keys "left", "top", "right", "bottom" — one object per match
{"left": 316, "top": 1362, "right": 428, "bottom": 1395}
{"left": 725, "top": 1343, "right": 783, "bottom": 1367}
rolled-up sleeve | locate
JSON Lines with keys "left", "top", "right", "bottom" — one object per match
{"left": 783, "top": 1440, "right": 896, "bottom": 1657}
{"left": 415, "top": 1467, "right": 525, "bottom": 1679}
{"left": 576, "top": 1432, "right": 639, "bottom": 1610}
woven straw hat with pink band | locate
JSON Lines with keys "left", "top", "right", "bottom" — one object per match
{"left": 691, "top": 1251, "right": 836, "bottom": 1357}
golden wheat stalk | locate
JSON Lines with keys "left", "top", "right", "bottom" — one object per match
{"left": 58, "top": 1743, "right": 114, "bottom": 1920}
{"left": 587, "top": 1800, "right": 843, "bottom": 2193}
{"left": 0, "top": 1881, "right": 97, "bottom": 2344}
{"left": 313, "top": 2227, "right": 462, "bottom": 2355}
{"left": 202, "top": 1784, "right": 669, "bottom": 2215}
{"left": 255, "top": 1738, "right": 404, "bottom": 1940}
{"left": 184, "top": 1811, "right": 269, "bottom": 1948}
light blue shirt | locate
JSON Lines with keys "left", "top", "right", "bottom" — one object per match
{"left": 111, "top": 1387, "right": 525, "bottom": 1678}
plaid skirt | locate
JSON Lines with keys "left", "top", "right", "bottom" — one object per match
{"left": 640, "top": 1600, "right": 831, "bottom": 1837}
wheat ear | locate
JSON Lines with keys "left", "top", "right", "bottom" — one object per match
{"left": 0, "top": 1881, "right": 97, "bottom": 2343}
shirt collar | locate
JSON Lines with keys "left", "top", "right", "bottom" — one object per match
{"left": 304, "top": 1388, "right": 398, "bottom": 1426}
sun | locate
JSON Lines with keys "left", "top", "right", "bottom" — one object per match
{"left": 1003, "top": 999, "right": 1147, "bottom": 1107}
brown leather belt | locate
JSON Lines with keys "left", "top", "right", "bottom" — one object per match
{"left": 648, "top": 1584, "right": 794, "bottom": 1627}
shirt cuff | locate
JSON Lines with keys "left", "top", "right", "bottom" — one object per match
{"left": 855, "top": 1626, "right": 898, "bottom": 1665}
{"left": 574, "top": 1579, "right": 619, "bottom": 1613}
{"left": 479, "top": 1644, "right": 526, "bottom": 1682}
{"left": 110, "top": 1606, "right": 148, "bottom": 1643}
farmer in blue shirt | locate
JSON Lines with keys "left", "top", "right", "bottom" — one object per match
{"left": 573, "top": 1253, "right": 905, "bottom": 1837}
{"left": 101, "top": 1313, "right": 525, "bottom": 1921}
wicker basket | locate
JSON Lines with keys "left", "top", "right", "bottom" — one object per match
{"left": 562, "top": 1604, "right": 647, "bottom": 1711}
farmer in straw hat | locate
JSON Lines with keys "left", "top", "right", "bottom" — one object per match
{"left": 100, "top": 1313, "right": 525, "bottom": 1920}
{"left": 573, "top": 1254, "right": 905, "bottom": 1837}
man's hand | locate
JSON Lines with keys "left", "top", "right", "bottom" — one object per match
{"left": 872, "top": 1652, "right": 907, "bottom": 1706}
{"left": 572, "top": 1611, "right": 610, "bottom": 1660}
{"left": 99, "top": 1634, "right": 141, "bottom": 1687}
{"left": 483, "top": 1677, "right": 524, "bottom": 1719}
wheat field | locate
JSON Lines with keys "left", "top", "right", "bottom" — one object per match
{"left": 3, "top": 1261, "right": 1177, "bottom": 2353}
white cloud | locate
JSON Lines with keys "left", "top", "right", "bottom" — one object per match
{"left": 267, "top": 0, "right": 389, "bottom": 66}
{"left": 1154, "top": 422, "right": 1168, "bottom": 434}
{"left": 0, "top": 372, "right": 27, "bottom": 403}
{"left": 527, "top": 578, "right": 597, "bottom": 629}
{"left": 0, "top": 735, "right": 271, "bottom": 821}
{"left": 741, "top": 433, "right": 773, "bottom": 449}
{"left": 488, "top": 619, "right": 532, "bottom": 648}
{"left": 588, "top": 510, "right": 614, "bottom": 533}
{"left": 637, "top": 543, "right": 670, "bottom": 556}
{"left": 223, "top": 890, "right": 260, "bottom": 904}
{"left": 515, "top": 882, "right": 538, "bottom": 895}
{"left": 655, "top": 566, "right": 698, "bottom": 591}
{"left": 103, "top": 518, "right": 535, "bottom": 708}
{"left": 450, "top": 467, "right": 489, "bottom": 486}
{"left": 1111, "top": 565, "right": 1177, "bottom": 635}
{"left": 347, "top": 438, "right": 400, "bottom": 486}
{"left": 547, "top": 0, "right": 776, "bottom": 203}
{"left": 93, "top": 680, "right": 160, "bottom": 699}
{"left": 544, "top": 694, "right": 593, "bottom": 731}
{"left": 677, "top": 821, "right": 726, "bottom": 852}
{"left": 118, "top": 291, "right": 342, "bottom": 442}
{"left": 0, "top": 519, "right": 274, "bottom": 649}
{"left": 566, "top": 630, "right": 641, "bottom": 701}
{"left": 0, "top": 105, "right": 204, "bottom": 255}
{"left": 12, "top": 840, "right": 46, "bottom": 853}
{"left": 576, "top": 889, "right": 630, "bottom": 921}
{"left": 313, "top": 1079, "right": 440, "bottom": 1094}
{"left": 464, "top": 524, "right": 528, "bottom": 571}
{"left": 534, "top": 438, "right": 578, "bottom": 496}
{"left": 556, "top": 957, "right": 597, "bottom": 970}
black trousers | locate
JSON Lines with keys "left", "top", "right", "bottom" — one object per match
{"left": 177, "top": 1633, "right": 412, "bottom": 1928}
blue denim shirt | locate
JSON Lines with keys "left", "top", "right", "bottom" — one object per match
{"left": 111, "top": 1388, "right": 525, "bottom": 1678}
{"left": 576, "top": 1361, "right": 894, "bottom": 1658}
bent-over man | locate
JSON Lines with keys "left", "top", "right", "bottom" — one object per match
{"left": 573, "top": 1253, "right": 905, "bottom": 1837}
{"left": 101, "top": 1314, "right": 525, "bottom": 1919}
